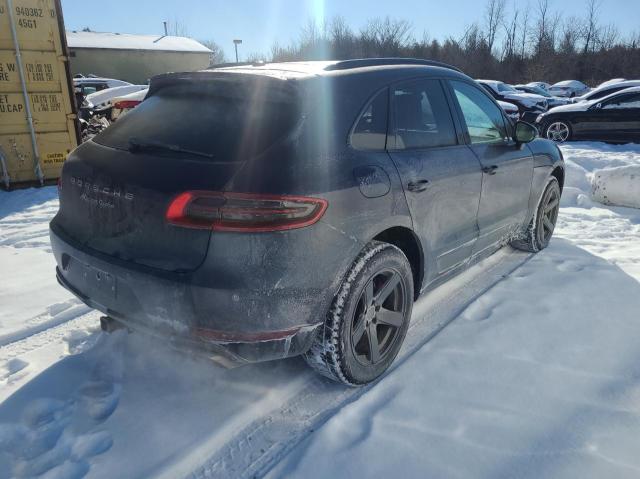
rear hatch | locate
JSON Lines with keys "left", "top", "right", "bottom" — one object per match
{"left": 53, "top": 73, "right": 301, "bottom": 272}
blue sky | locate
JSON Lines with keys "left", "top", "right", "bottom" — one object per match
{"left": 60, "top": 0, "right": 639, "bottom": 60}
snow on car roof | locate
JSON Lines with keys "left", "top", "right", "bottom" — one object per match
{"left": 67, "top": 31, "right": 212, "bottom": 53}
{"left": 552, "top": 80, "right": 586, "bottom": 87}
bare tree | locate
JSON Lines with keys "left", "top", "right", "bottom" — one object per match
{"left": 360, "top": 17, "right": 413, "bottom": 56}
{"left": 485, "top": 0, "right": 506, "bottom": 53}
{"left": 501, "top": 4, "right": 520, "bottom": 59}
{"left": 518, "top": 5, "right": 530, "bottom": 57}
{"left": 200, "top": 39, "right": 226, "bottom": 65}
{"left": 165, "top": 19, "right": 190, "bottom": 37}
{"left": 581, "top": 0, "right": 601, "bottom": 53}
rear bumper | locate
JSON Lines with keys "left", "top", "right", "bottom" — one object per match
{"left": 49, "top": 224, "right": 346, "bottom": 363}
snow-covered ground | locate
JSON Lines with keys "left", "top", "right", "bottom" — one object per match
{"left": 1, "top": 142, "right": 639, "bottom": 478}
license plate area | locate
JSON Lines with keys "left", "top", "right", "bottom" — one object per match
{"left": 63, "top": 254, "right": 117, "bottom": 301}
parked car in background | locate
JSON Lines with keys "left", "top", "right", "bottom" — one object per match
{"left": 498, "top": 100, "right": 520, "bottom": 122}
{"left": 514, "top": 84, "right": 571, "bottom": 108}
{"left": 83, "top": 85, "right": 148, "bottom": 113}
{"left": 597, "top": 78, "right": 626, "bottom": 88}
{"left": 110, "top": 88, "right": 149, "bottom": 120}
{"left": 476, "top": 79, "right": 548, "bottom": 122}
{"left": 73, "top": 76, "right": 132, "bottom": 96}
{"left": 536, "top": 86, "right": 640, "bottom": 143}
{"left": 548, "top": 80, "right": 590, "bottom": 98}
{"left": 51, "top": 59, "right": 564, "bottom": 386}
{"left": 526, "top": 81, "right": 551, "bottom": 91}
{"left": 572, "top": 80, "right": 640, "bottom": 103}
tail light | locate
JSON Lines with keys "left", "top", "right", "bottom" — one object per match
{"left": 113, "top": 100, "right": 141, "bottom": 110}
{"left": 166, "top": 191, "right": 328, "bottom": 232}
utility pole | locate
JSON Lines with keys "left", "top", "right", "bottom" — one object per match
{"left": 233, "top": 39, "right": 242, "bottom": 62}
{"left": 163, "top": 21, "right": 168, "bottom": 36}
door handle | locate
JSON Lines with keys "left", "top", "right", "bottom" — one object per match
{"left": 407, "top": 179, "right": 429, "bottom": 192}
{"left": 482, "top": 165, "right": 499, "bottom": 175}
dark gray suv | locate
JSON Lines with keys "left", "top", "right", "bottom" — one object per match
{"left": 50, "top": 59, "right": 564, "bottom": 385}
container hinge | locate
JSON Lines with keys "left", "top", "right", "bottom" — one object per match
{"left": 58, "top": 55, "right": 68, "bottom": 62}
{"left": 66, "top": 113, "right": 77, "bottom": 120}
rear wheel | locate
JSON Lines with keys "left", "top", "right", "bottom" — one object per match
{"left": 304, "top": 241, "right": 413, "bottom": 386}
{"left": 512, "top": 177, "right": 561, "bottom": 253}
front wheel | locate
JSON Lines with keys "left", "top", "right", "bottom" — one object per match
{"left": 512, "top": 177, "right": 561, "bottom": 253}
{"left": 304, "top": 241, "right": 413, "bottom": 386}
{"left": 544, "top": 121, "right": 572, "bottom": 142}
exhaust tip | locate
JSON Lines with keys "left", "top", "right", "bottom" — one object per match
{"left": 100, "top": 315, "right": 127, "bottom": 333}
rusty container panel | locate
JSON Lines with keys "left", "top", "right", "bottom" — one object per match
{"left": 0, "top": 0, "right": 79, "bottom": 188}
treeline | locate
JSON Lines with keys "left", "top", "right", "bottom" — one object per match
{"left": 249, "top": 0, "right": 640, "bottom": 85}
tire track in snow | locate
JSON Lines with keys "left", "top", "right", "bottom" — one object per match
{"left": 179, "top": 248, "right": 532, "bottom": 479}
{"left": 0, "top": 312, "right": 100, "bottom": 364}
{"left": 0, "top": 300, "right": 92, "bottom": 348}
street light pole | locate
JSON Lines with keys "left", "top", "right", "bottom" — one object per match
{"left": 233, "top": 39, "right": 242, "bottom": 63}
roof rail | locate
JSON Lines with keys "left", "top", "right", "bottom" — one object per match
{"left": 208, "top": 61, "right": 267, "bottom": 69}
{"left": 324, "top": 58, "right": 462, "bottom": 73}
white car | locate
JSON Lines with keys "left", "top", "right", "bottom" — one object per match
{"left": 73, "top": 77, "right": 132, "bottom": 95}
{"left": 526, "top": 81, "right": 551, "bottom": 91}
{"left": 498, "top": 100, "right": 520, "bottom": 122}
{"left": 548, "top": 80, "right": 590, "bottom": 98}
{"left": 110, "top": 88, "right": 149, "bottom": 120}
{"left": 573, "top": 80, "right": 640, "bottom": 103}
{"left": 84, "top": 85, "right": 148, "bottom": 112}
{"left": 597, "top": 78, "right": 626, "bottom": 88}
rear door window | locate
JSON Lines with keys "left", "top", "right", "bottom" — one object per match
{"left": 390, "top": 79, "right": 457, "bottom": 150}
{"left": 94, "top": 80, "right": 301, "bottom": 162}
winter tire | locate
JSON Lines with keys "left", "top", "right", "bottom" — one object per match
{"left": 512, "top": 177, "right": 561, "bottom": 253}
{"left": 304, "top": 241, "right": 414, "bottom": 386}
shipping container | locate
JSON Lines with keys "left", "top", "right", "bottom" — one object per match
{"left": 0, "top": 0, "right": 79, "bottom": 189}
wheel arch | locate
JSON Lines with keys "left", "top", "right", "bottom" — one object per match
{"left": 373, "top": 226, "right": 424, "bottom": 300}
{"left": 551, "top": 165, "right": 565, "bottom": 191}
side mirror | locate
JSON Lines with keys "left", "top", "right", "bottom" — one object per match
{"left": 514, "top": 121, "right": 537, "bottom": 144}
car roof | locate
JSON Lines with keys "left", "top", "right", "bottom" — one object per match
{"left": 205, "top": 58, "right": 466, "bottom": 81}
{"left": 551, "top": 80, "right": 586, "bottom": 87}
{"left": 599, "top": 86, "right": 640, "bottom": 102}
{"left": 476, "top": 79, "right": 502, "bottom": 86}
{"left": 586, "top": 80, "right": 640, "bottom": 95}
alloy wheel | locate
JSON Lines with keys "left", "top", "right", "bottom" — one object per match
{"left": 546, "top": 122, "right": 570, "bottom": 142}
{"left": 538, "top": 185, "right": 560, "bottom": 244}
{"left": 350, "top": 269, "right": 407, "bottom": 366}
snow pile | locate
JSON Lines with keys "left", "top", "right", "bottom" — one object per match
{"left": 270, "top": 240, "right": 640, "bottom": 479}
{"left": 591, "top": 165, "right": 640, "bottom": 209}
{"left": 558, "top": 142, "right": 640, "bottom": 209}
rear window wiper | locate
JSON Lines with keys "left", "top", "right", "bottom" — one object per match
{"left": 128, "top": 137, "right": 214, "bottom": 159}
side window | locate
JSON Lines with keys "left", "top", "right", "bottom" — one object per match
{"left": 591, "top": 87, "right": 623, "bottom": 100}
{"left": 350, "top": 88, "right": 389, "bottom": 151}
{"left": 603, "top": 93, "right": 640, "bottom": 109}
{"left": 391, "top": 79, "right": 457, "bottom": 150}
{"left": 451, "top": 81, "right": 507, "bottom": 144}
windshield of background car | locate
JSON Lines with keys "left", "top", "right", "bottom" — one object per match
{"left": 498, "top": 83, "right": 516, "bottom": 92}
{"left": 93, "top": 78, "right": 301, "bottom": 162}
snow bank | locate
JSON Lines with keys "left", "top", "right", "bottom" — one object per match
{"left": 591, "top": 165, "right": 640, "bottom": 209}
{"left": 270, "top": 240, "right": 640, "bottom": 479}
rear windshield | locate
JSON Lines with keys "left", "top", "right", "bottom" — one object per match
{"left": 94, "top": 79, "right": 300, "bottom": 162}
